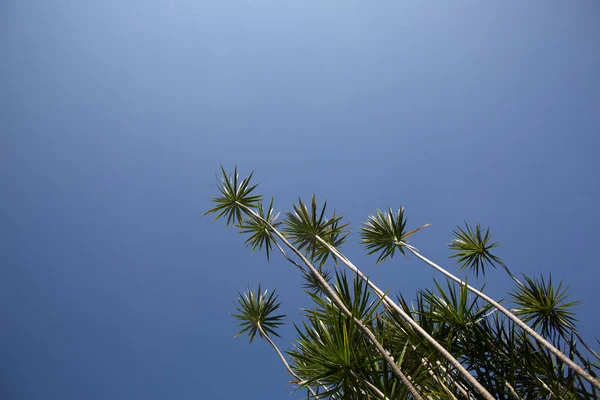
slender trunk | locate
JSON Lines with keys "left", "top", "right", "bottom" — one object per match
{"left": 257, "top": 323, "right": 320, "bottom": 398}
{"left": 317, "top": 238, "right": 495, "bottom": 400}
{"left": 406, "top": 246, "right": 600, "bottom": 391}
{"left": 238, "top": 203, "right": 424, "bottom": 400}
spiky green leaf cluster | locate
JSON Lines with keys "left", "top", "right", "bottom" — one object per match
{"left": 204, "top": 166, "right": 262, "bottom": 227}
{"left": 448, "top": 223, "right": 501, "bottom": 277}
{"left": 240, "top": 198, "right": 281, "bottom": 261}
{"left": 288, "top": 272, "right": 383, "bottom": 399}
{"left": 283, "top": 194, "right": 350, "bottom": 267}
{"left": 418, "top": 279, "right": 493, "bottom": 340}
{"left": 360, "top": 207, "right": 429, "bottom": 264}
{"left": 511, "top": 274, "right": 581, "bottom": 340}
{"left": 232, "top": 285, "right": 286, "bottom": 343}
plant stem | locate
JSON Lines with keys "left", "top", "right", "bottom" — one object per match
{"left": 257, "top": 323, "right": 319, "bottom": 398}
{"left": 406, "top": 246, "right": 600, "bottom": 391}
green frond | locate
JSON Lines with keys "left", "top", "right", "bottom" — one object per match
{"left": 292, "top": 272, "right": 402, "bottom": 399}
{"left": 203, "top": 165, "right": 263, "bottom": 228}
{"left": 282, "top": 194, "right": 350, "bottom": 267}
{"left": 232, "top": 285, "right": 286, "bottom": 343}
{"left": 510, "top": 274, "right": 581, "bottom": 340}
{"left": 417, "top": 278, "right": 493, "bottom": 340}
{"left": 448, "top": 223, "right": 501, "bottom": 278}
{"left": 360, "top": 207, "right": 429, "bottom": 264}
{"left": 240, "top": 198, "right": 281, "bottom": 261}
{"left": 288, "top": 308, "right": 375, "bottom": 398}
{"left": 307, "top": 271, "right": 384, "bottom": 324}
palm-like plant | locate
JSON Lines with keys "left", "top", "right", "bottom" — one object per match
{"left": 449, "top": 222, "right": 522, "bottom": 285}
{"left": 240, "top": 198, "right": 281, "bottom": 261}
{"left": 360, "top": 206, "right": 600, "bottom": 390}
{"left": 299, "top": 210, "right": 494, "bottom": 399}
{"left": 283, "top": 195, "right": 350, "bottom": 267}
{"left": 232, "top": 285, "right": 286, "bottom": 343}
{"left": 511, "top": 274, "right": 580, "bottom": 341}
{"left": 207, "top": 167, "right": 424, "bottom": 399}
{"left": 284, "top": 198, "right": 494, "bottom": 398}
{"left": 233, "top": 286, "right": 320, "bottom": 398}
{"left": 417, "top": 279, "right": 493, "bottom": 345}
{"left": 451, "top": 223, "right": 599, "bottom": 383}
{"left": 208, "top": 166, "right": 600, "bottom": 398}
{"left": 203, "top": 165, "right": 262, "bottom": 227}
{"left": 448, "top": 223, "right": 501, "bottom": 278}
{"left": 289, "top": 273, "right": 383, "bottom": 399}
{"left": 360, "top": 207, "right": 429, "bottom": 264}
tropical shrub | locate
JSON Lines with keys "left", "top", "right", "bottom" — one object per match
{"left": 206, "top": 167, "right": 599, "bottom": 399}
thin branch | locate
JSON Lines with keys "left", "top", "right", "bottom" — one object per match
{"left": 257, "top": 323, "right": 320, "bottom": 398}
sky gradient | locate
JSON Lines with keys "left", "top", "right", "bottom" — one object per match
{"left": 2, "top": 1, "right": 600, "bottom": 399}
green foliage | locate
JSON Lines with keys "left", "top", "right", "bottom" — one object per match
{"left": 240, "top": 198, "right": 281, "bottom": 261}
{"left": 282, "top": 194, "right": 350, "bottom": 267}
{"left": 360, "top": 207, "right": 429, "bottom": 264}
{"left": 208, "top": 167, "right": 599, "bottom": 399}
{"left": 418, "top": 279, "right": 493, "bottom": 341}
{"left": 448, "top": 223, "right": 501, "bottom": 277}
{"left": 511, "top": 274, "right": 581, "bottom": 340}
{"left": 232, "top": 285, "right": 286, "bottom": 343}
{"left": 288, "top": 272, "right": 385, "bottom": 399}
{"left": 203, "top": 165, "right": 262, "bottom": 227}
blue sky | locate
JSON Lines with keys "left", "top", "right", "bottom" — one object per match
{"left": 2, "top": 1, "right": 599, "bottom": 399}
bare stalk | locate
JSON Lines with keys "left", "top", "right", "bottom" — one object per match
{"left": 257, "top": 323, "right": 320, "bottom": 398}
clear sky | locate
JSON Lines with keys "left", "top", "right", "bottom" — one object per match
{"left": 2, "top": 1, "right": 599, "bottom": 399}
